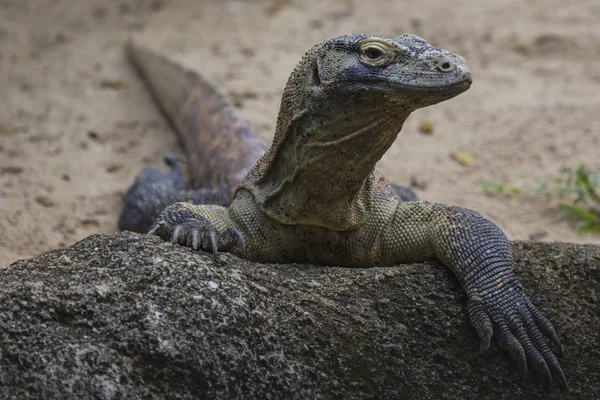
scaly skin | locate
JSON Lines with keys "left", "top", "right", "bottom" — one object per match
{"left": 119, "top": 42, "right": 417, "bottom": 232}
{"left": 128, "top": 34, "right": 566, "bottom": 389}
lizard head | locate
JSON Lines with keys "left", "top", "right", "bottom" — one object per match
{"left": 306, "top": 33, "right": 472, "bottom": 110}
{"left": 245, "top": 34, "right": 472, "bottom": 228}
{"left": 270, "top": 33, "right": 473, "bottom": 161}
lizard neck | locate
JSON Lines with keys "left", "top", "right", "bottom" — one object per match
{"left": 239, "top": 93, "right": 412, "bottom": 230}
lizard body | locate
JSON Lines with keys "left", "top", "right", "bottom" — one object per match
{"left": 122, "top": 34, "right": 566, "bottom": 389}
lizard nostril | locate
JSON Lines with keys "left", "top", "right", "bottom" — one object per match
{"left": 437, "top": 61, "right": 453, "bottom": 72}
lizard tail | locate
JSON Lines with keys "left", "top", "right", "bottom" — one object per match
{"left": 126, "top": 41, "right": 269, "bottom": 189}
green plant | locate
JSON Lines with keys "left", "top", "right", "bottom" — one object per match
{"left": 480, "top": 164, "right": 600, "bottom": 233}
{"left": 548, "top": 165, "right": 600, "bottom": 233}
{"left": 479, "top": 180, "right": 522, "bottom": 196}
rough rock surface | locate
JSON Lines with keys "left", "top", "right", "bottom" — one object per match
{"left": 0, "top": 232, "right": 598, "bottom": 399}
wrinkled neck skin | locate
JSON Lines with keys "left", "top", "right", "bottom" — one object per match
{"left": 273, "top": 96, "right": 411, "bottom": 199}
{"left": 241, "top": 79, "right": 416, "bottom": 230}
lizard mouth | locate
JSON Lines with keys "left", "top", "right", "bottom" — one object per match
{"left": 398, "top": 72, "right": 472, "bottom": 94}
{"left": 341, "top": 72, "right": 472, "bottom": 98}
{"left": 390, "top": 77, "right": 472, "bottom": 103}
{"left": 421, "top": 79, "right": 471, "bottom": 94}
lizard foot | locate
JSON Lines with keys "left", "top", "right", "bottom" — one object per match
{"left": 467, "top": 280, "right": 566, "bottom": 391}
{"left": 149, "top": 203, "right": 245, "bottom": 259}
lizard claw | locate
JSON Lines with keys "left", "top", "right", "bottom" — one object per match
{"left": 148, "top": 220, "right": 166, "bottom": 235}
{"left": 224, "top": 227, "right": 246, "bottom": 250}
{"left": 171, "top": 226, "right": 183, "bottom": 243}
{"left": 480, "top": 326, "right": 493, "bottom": 353}
{"left": 208, "top": 230, "right": 218, "bottom": 257}
{"left": 150, "top": 203, "right": 245, "bottom": 258}
{"left": 191, "top": 229, "right": 199, "bottom": 251}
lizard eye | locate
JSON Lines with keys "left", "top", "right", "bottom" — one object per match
{"left": 358, "top": 39, "right": 394, "bottom": 66}
{"left": 364, "top": 47, "right": 384, "bottom": 60}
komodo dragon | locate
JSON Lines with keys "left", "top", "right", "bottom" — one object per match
{"left": 119, "top": 34, "right": 566, "bottom": 390}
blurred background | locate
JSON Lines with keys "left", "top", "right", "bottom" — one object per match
{"left": 1, "top": 0, "right": 599, "bottom": 266}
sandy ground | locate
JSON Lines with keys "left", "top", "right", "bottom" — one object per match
{"left": 1, "top": 0, "right": 599, "bottom": 267}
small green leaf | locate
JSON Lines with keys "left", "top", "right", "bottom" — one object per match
{"left": 479, "top": 181, "right": 505, "bottom": 194}
{"left": 509, "top": 187, "right": 522, "bottom": 195}
{"left": 558, "top": 204, "right": 598, "bottom": 223}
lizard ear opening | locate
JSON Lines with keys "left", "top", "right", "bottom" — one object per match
{"left": 311, "top": 57, "right": 322, "bottom": 87}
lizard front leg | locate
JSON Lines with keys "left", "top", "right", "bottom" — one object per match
{"left": 381, "top": 201, "right": 567, "bottom": 390}
{"left": 149, "top": 202, "right": 245, "bottom": 257}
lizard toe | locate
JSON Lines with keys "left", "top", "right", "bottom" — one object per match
{"left": 467, "top": 296, "right": 494, "bottom": 353}
{"left": 520, "top": 304, "right": 567, "bottom": 389}
{"left": 508, "top": 315, "right": 553, "bottom": 390}
{"left": 526, "top": 299, "right": 564, "bottom": 355}
{"left": 496, "top": 323, "right": 528, "bottom": 382}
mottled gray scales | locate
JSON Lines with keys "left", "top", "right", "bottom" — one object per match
{"left": 123, "top": 34, "right": 566, "bottom": 390}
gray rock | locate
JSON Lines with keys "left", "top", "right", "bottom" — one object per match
{"left": 0, "top": 232, "right": 598, "bottom": 399}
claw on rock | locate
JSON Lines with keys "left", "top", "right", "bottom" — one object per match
{"left": 191, "top": 230, "right": 199, "bottom": 251}
{"left": 148, "top": 220, "right": 165, "bottom": 235}
{"left": 171, "top": 226, "right": 182, "bottom": 243}
{"left": 146, "top": 204, "right": 244, "bottom": 264}
{"left": 518, "top": 352, "right": 528, "bottom": 384}
{"left": 480, "top": 326, "right": 492, "bottom": 353}
{"left": 556, "top": 342, "right": 564, "bottom": 357}
{"left": 541, "top": 363, "right": 553, "bottom": 391}
{"left": 557, "top": 368, "right": 569, "bottom": 390}
{"left": 208, "top": 230, "right": 218, "bottom": 255}
{"left": 551, "top": 334, "right": 564, "bottom": 356}
{"left": 232, "top": 228, "right": 246, "bottom": 249}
